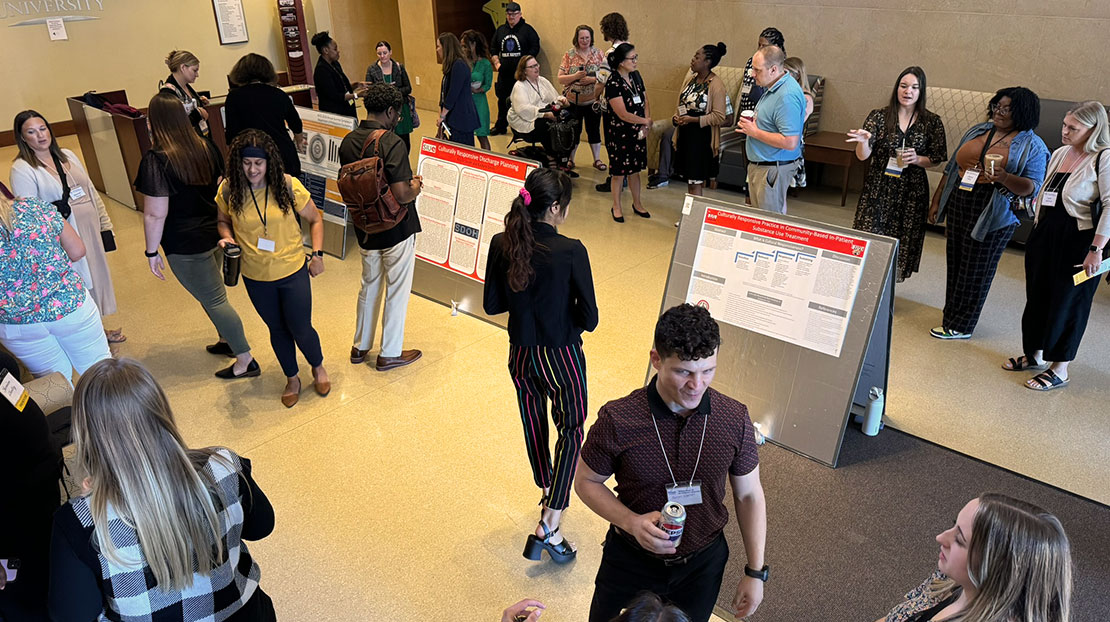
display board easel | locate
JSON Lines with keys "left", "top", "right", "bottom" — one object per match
{"left": 410, "top": 138, "right": 539, "bottom": 327}
{"left": 663, "top": 195, "right": 897, "bottom": 467}
{"left": 295, "top": 106, "right": 356, "bottom": 259}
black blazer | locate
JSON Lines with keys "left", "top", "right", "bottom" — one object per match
{"left": 224, "top": 82, "right": 304, "bottom": 176}
{"left": 484, "top": 222, "right": 598, "bottom": 347}
{"left": 314, "top": 58, "right": 356, "bottom": 118}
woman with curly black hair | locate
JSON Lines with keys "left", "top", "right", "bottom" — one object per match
{"left": 215, "top": 130, "right": 329, "bottom": 407}
{"left": 928, "top": 87, "right": 1049, "bottom": 340}
{"left": 483, "top": 168, "right": 597, "bottom": 565}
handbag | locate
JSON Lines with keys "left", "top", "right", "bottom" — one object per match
{"left": 50, "top": 151, "right": 72, "bottom": 219}
{"left": 408, "top": 96, "right": 421, "bottom": 129}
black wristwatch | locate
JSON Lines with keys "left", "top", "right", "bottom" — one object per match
{"left": 312, "top": 250, "right": 325, "bottom": 257}
{"left": 144, "top": 249, "right": 159, "bottom": 258}
{"left": 744, "top": 564, "right": 770, "bottom": 582}
{"left": 1089, "top": 245, "right": 1102, "bottom": 254}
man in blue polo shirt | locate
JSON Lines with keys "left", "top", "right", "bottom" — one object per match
{"left": 736, "top": 45, "right": 805, "bottom": 214}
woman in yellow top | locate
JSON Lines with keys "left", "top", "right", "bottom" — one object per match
{"left": 215, "top": 130, "right": 329, "bottom": 408}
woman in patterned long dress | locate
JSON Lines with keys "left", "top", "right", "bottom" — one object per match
{"left": 847, "top": 67, "right": 947, "bottom": 283}
{"left": 603, "top": 43, "right": 650, "bottom": 222}
{"left": 879, "top": 494, "right": 1071, "bottom": 622}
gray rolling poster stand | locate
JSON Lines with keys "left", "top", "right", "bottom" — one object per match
{"left": 662, "top": 195, "right": 897, "bottom": 467}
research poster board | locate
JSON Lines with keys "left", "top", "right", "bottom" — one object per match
{"left": 294, "top": 106, "right": 356, "bottom": 258}
{"left": 686, "top": 207, "right": 870, "bottom": 358}
{"left": 663, "top": 195, "right": 897, "bottom": 467}
{"left": 411, "top": 138, "right": 539, "bottom": 324}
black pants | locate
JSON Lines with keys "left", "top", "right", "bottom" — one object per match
{"left": 494, "top": 78, "right": 513, "bottom": 132}
{"left": 589, "top": 528, "right": 728, "bottom": 622}
{"left": 942, "top": 183, "right": 1017, "bottom": 334}
{"left": 571, "top": 103, "right": 602, "bottom": 145}
{"left": 1022, "top": 203, "right": 1101, "bottom": 361}
{"left": 244, "top": 265, "right": 324, "bottom": 377}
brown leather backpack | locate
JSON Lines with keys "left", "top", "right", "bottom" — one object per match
{"left": 337, "top": 130, "right": 407, "bottom": 234}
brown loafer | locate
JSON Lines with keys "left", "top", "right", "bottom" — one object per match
{"left": 375, "top": 349, "right": 422, "bottom": 371}
{"left": 350, "top": 346, "right": 370, "bottom": 364}
{"left": 281, "top": 377, "right": 301, "bottom": 408}
{"left": 312, "top": 368, "right": 331, "bottom": 397}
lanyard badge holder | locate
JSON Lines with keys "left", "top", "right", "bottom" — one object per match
{"left": 0, "top": 369, "right": 30, "bottom": 412}
{"left": 652, "top": 411, "right": 707, "bottom": 506}
{"left": 251, "top": 186, "right": 276, "bottom": 252}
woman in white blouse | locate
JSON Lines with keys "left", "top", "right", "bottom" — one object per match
{"left": 508, "top": 55, "right": 570, "bottom": 168}
{"left": 10, "top": 110, "right": 123, "bottom": 343}
{"left": 1004, "top": 101, "right": 1110, "bottom": 391}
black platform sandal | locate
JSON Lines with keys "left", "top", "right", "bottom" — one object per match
{"left": 522, "top": 519, "right": 576, "bottom": 564}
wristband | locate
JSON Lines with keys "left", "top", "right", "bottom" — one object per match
{"left": 313, "top": 250, "right": 324, "bottom": 257}
{"left": 744, "top": 564, "right": 770, "bottom": 582}
{"left": 144, "top": 249, "right": 159, "bottom": 258}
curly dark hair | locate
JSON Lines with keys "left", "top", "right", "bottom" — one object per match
{"left": 613, "top": 592, "right": 690, "bottom": 622}
{"left": 503, "top": 168, "right": 572, "bottom": 292}
{"left": 988, "top": 86, "right": 1040, "bottom": 132}
{"left": 310, "top": 31, "right": 333, "bottom": 53}
{"left": 363, "top": 83, "right": 404, "bottom": 114}
{"left": 223, "top": 129, "right": 295, "bottom": 215}
{"left": 599, "top": 12, "right": 628, "bottom": 43}
{"left": 654, "top": 304, "right": 720, "bottom": 361}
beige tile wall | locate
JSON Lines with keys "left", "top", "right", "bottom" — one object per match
{"left": 398, "top": 0, "right": 1110, "bottom": 134}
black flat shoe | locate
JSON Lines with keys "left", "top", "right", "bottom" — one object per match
{"left": 522, "top": 519, "right": 576, "bottom": 564}
{"left": 215, "top": 359, "right": 261, "bottom": 379}
{"left": 633, "top": 207, "right": 651, "bottom": 218}
{"left": 206, "top": 341, "right": 235, "bottom": 358}
{"left": 611, "top": 208, "right": 624, "bottom": 223}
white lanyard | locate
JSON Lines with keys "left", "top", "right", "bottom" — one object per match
{"left": 651, "top": 409, "right": 707, "bottom": 487}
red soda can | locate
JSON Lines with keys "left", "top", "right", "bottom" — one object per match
{"left": 659, "top": 501, "right": 686, "bottom": 548}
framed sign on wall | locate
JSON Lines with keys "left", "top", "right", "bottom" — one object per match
{"left": 212, "top": 0, "right": 249, "bottom": 44}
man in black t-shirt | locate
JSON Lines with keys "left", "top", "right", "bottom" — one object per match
{"left": 338, "top": 84, "right": 424, "bottom": 371}
{"left": 489, "top": 2, "right": 541, "bottom": 135}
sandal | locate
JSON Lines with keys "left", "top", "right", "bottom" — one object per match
{"left": 105, "top": 329, "right": 127, "bottom": 343}
{"left": 1026, "top": 370, "right": 1068, "bottom": 391}
{"left": 593, "top": 159, "right": 608, "bottom": 171}
{"left": 522, "top": 518, "right": 576, "bottom": 564}
{"left": 1002, "top": 355, "right": 1048, "bottom": 372}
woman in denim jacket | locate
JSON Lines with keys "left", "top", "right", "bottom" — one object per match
{"left": 927, "top": 87, "right": 1049, "bottom": 340}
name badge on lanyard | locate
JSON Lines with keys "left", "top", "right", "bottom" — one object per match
{"left": 0, "top": 369, "right": 30, "bottom": 412}
{"left": 257, "top": 237, "right": 276, "bottom": 252}
{"left": 652, "top": 409, "right": 707, "bottom": 507}
{"left": 884, "top": 157, "right": 903, "bottom": 178}
{"left": 667, "top": 481, "right": 703, "bottom": 506}
{"left": 1041, "top": 191, "right": 1059, "bottom": 207}
{"left": 69, "top": 185, "right": 87, "bottom": 200}
{"left": 631, "top": 94, "right": 642, "bottom": 105}
{"left": 959, "top": 168, "right": 981, "bottom": 191}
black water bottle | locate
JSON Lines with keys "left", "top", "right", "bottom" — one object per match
{"left": 222, "top": 243, "right": 242, "bottom": 287}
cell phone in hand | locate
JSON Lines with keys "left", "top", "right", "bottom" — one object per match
{"left": 2, "top": 558, "right": 19, "bottom": 583}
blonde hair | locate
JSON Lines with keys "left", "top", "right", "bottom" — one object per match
{"left": 784, "top": 57, "right": 811, "bottom": 96}
{"left": 165, "top": 50, "right": 200, "bottom": 73}
{"left": 926, "top": 493, "right": 1072, "bottom": 622}
{"left": 0, "top": 194, "right": 12, "bottom": 233}
{"left": 72, "top": 358, "right": 229, "bottom": 591}
{"left": 1067, "top": 101, "right": 1110, "bottom": 154}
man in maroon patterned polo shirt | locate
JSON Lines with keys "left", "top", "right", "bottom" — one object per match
{"left": 575, "top": 303, "right": 767, "bottom": 622}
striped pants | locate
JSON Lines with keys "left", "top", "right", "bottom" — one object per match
{"left": 508, "top": 343, "right": 588, "bottom": 511}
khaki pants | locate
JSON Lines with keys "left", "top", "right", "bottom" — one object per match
{"left": 747, "top": 159, "right": 800, "bottom": 215}
{"left": 353, "top": 235, "right": 416, "bottom": 358}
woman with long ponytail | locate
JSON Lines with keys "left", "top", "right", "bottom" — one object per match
{"left": 483, "top": 168, "right": 598, "bottom": 564}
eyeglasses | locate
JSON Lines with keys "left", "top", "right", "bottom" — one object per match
{"left": 991, "top": 104, "right": 1012, "bottom": 114}
{"left": 625, "top": 55, "right": 639, "bottom": 61}
{"left": 525, "top": 63, "right": 539, "bottom": 69}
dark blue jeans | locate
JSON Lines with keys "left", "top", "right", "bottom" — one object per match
{"left": 243, "top": 266, "right": 323, "bottom": 377}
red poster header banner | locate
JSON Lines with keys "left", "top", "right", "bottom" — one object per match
{"left": 419, "top": 138, "right": 530, "bottom": 180}
{"left": 704, "top": 207, "right": 869, "bottom": 257}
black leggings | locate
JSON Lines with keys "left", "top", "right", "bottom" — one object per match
{"left": 571, "top": 103, "right": 602, "bottom": 145}
{"left": 244, "top": 265, "right": 324, "bottom": 377}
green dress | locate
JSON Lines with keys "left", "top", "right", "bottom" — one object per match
{"left": 470, "top": 58, "right": 493, "bottom": 137}
{"left": 383, "top": 73, "right": 414, "bottom": 135}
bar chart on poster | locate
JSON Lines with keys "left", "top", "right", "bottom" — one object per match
{"left": 412, "top": 138, "right": 538, "bottom": 325}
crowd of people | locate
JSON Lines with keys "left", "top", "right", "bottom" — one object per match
{"left": 0, "top": 4, "right": 1102, "bottom": 622}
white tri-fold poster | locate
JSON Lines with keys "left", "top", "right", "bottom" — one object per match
{"left": 685, "top": 205, "right": 870, "bottom": 357}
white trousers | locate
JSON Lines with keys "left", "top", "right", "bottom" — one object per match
{"left": 0, "top": 292, "right": 112, "bottom": 383}
{"left": 353, "top": 235, "right": 416, "bottom": 358}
